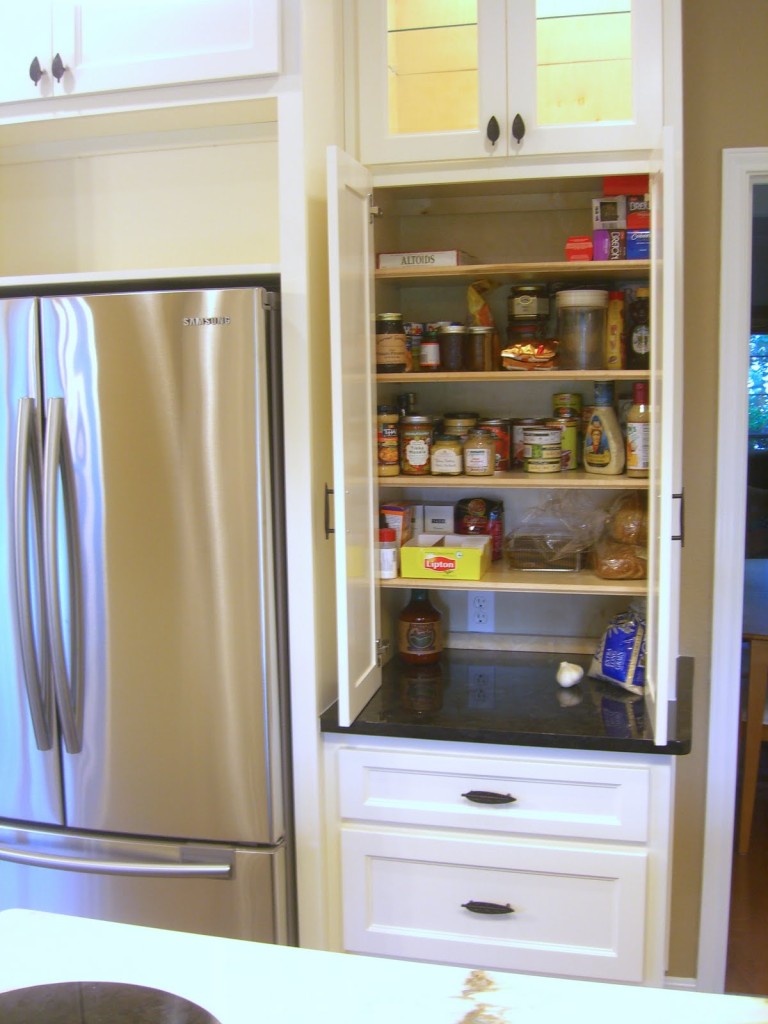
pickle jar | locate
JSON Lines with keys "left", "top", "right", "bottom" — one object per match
{"left": 375, "top": 313, "right": 408, "bottom": 373}
{"left": 463, "top": 428, "right": 496, "bottom": 476}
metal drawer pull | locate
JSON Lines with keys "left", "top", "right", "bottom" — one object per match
{"left": 462, "top": 901, "right": 514, "bottom": 915}
{"left": 462, "top": 790, "right": 517, "bottom": 805}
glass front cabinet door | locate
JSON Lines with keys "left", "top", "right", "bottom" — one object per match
{"left": 355, "top": 0, "right": 663, "bottom": 165}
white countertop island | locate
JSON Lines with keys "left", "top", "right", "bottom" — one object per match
{"left": 0, "top": 910, "right": 765, "bottom": 1023}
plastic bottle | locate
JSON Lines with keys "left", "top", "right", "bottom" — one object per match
{"left": 626, "top": 381, "right": 650, "bottom": 478}
{"left": 627, "top": 287, "right": 650, "bottom": 370}
{"left": 583, "top": 381, "right": 626, "bottom": 475}
{"left": 378, "top": 527, "right": 398, "bottom": 579}
{"left": 397, "top": 589, "right": 442, "bottom": 664}
{"left": 605, "top": 290, "right": 625, "bottom": 369}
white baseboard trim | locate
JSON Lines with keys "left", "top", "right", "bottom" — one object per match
{"left": 664, "top": 976, "right": 698, "bottom": 991}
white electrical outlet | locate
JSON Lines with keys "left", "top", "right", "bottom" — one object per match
{"left": 467, "top": 591, "right": 495, "bottom": 632}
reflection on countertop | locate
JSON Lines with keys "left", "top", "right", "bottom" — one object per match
{"left": 321, "top": 649, "right": 692, "bottom": 755}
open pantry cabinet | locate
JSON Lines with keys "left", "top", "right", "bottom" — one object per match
{"left": 327, "top": 145, "right": 682, "bottom": 744}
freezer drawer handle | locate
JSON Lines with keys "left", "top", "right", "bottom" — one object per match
{"left": 0, "top": 844, "right": 233, "bottom": 878}
{"left": 13, "top": 398, "right": 54, "bottom": 750}
{"left": 43, "top": 398, "right": 84, "bottom": 755}
{"left": 462, "top": 901, "right": 514, "bottom": 915}
{"left": 462, "top": 790, "right": 517, "bottom": 805}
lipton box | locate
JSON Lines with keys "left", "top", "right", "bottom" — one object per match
{"left": 400, "top": 534, "right": 491, "bottom": 581}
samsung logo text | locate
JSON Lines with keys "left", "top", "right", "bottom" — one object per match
{"left": 183, "top": 316, "right": 232, "bottom": 326}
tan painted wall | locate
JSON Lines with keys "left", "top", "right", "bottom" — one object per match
{"left": 666, "top": 0, "right": 768, "bottom": 979}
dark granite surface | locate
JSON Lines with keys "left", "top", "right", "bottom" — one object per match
{"left": 0, "top": 981, "right": 221, "bottom": 1023}
{"left": 321, "top": 650, "right": 692, "bottom": 755}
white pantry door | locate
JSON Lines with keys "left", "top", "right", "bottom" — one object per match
{"left": 327, "top": 146, "right": 382, "bottom": 726}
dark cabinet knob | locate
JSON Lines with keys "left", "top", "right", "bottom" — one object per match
{"left": 486, "top": 116, "right": 500, "bottom": 146}
{"left": 462, "top": 901, "right": 514, "bottom": 915}
{"left": 52, "top": 52, "right": 66, "bottom": 83}
{"left": 512, "top": 113, "right": 526, "bottom": 143}
{"left": 29, "top": 56, "right": 46, "bottom": 85}
{"left": 462, "top": 790, "right": 516, "bottom": 805}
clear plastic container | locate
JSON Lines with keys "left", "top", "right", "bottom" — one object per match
{"left": 556, "top": 289, "right": 608, "bottom": 370}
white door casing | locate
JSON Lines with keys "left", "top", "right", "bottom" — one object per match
{"left": 697, "top": 148, "right": 768, "bottom": 992}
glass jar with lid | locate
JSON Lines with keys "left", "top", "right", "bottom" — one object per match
{"left": 463, "top": 428, "right": 496, "bottom": 476}
{"left": 430, "top": 434, "right": 463, "bottom": 475}
{"left": 400, "top": 415, "right": 433, "bottom": 475}
{"left": 464, "top": 326, "right": 495, "bottom": 371}
{"left": 437, "top": 324, "right": 465, "bottom": 372}
{"left": 375, "top": 313, "right": 408, "bottom": 373}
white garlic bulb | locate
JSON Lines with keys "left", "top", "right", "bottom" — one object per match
{"left": 556, "top": 661, "right": 584, "bottom": 688}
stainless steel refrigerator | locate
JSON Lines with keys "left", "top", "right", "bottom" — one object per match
{"left": 0, "top": 285, "right": 294, "bottom": 944}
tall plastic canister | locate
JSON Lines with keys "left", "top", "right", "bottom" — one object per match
{"left": 555, "top": 289, "right": 609, "bottom": 369}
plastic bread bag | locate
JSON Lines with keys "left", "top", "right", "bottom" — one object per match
{"left": 606, "top": 491, "right": 648, "bottom": 545}
{"left": 506, "top": 493, "right": 610, "bottom": 566}
{"left": 467, "top": 279, "right": 498, "bottom": 327}
{"left": 589, "top": 601, "right": 646, "bottom": 695}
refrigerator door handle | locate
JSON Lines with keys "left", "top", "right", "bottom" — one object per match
{"left": 0, "top": 843, "right": 233, "bottom": 878}
{"left": 13, "top": 398, "right": 53, "bottom": 750}
{"left": 42, "top": 397, "right": 84, "bottom": 755}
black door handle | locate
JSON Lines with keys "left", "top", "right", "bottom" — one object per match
{"left": 512, "top": 113, "right": 526, "bottom": 143}
{"left": 462, "top": 790, "right": 517, "bottom": 805}
{"left": 486, "top": 116, "right": 500, "bottom": 146}
{"left": 462, "top": 901, "right": 514, "bottom": 915}
{"left": 29, "top": 56, "right": 46, "bottom": 85}
{"left": 52, "top": 53, "right": 67, "bottom": 83}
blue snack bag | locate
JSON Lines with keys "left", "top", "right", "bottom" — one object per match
{"left": 589, "top": 603, "right": 646, "bottom": 695}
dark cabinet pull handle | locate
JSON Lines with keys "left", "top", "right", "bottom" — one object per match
{"left": 512, "top": 113, "right": 526, "bottom": 143}
{"left": 486, "top": 116, "right": 500, "bottom": 146}
{"left": 462, "top": 901, "right": 514, "bottom": 915}
{"left": 324, "top": 483, "right": 335, "bottom": 539}
{"left": 29, "top": 57, "right": 46, "bottom": 85}
{"left": 52, "top": 53, "right": 66, "bottom": 82}
{"left": 462, "top": 790, "right": 516, "bottom": 805}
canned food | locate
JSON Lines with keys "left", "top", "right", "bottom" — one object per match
{"left": 522, "top": 425, "right": 561, "bottom": 474}
{"left": 546, "top": 417, "right": 579, "bottom": 471}
{"left": 512, "top": 418, "right": 538, "bottom": 467}
{"left": 509, "top": 285, "right": 550, "bottom": 320}
{"left": 403, "top": 322, "right": 424, "bottom": 372}
{"left": 375, "top": 313, "right": 408, "bottom": 373}
{"left": 430, "top": 434, "right": 463, "bottom": 475}
{"left": 478, "top": 418, "right": 511, "bottom": 473}
{"left": 464, "top": 326, "right": 495, "bottom": 371}
{"left": 463, "top": 428, "right": 496, "bottom": 476}
{"left": 553, "top": 392, "right": 583, "bottom": 418}
{"left": 443, "top": 411, "right": 478, "bottom": 439}
{"left": 400, "top": 416, "right": 433, "bottom": 475}
{"left": 377, "top": 405, "right": 400, "bottom": 477}
{"left": 437, "top": 324, "right": 466, "bottom": 372}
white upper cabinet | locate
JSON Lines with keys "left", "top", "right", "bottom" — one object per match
{"left": 0, "top": 2, "right": 279, "bottom": 109}
{"left": 355, "top": 0, "right": 663, "bottom": 165}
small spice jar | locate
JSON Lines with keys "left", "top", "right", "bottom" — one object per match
{"left": 430, "top": 434, "right": 463, "bottom": 475}
{"left": 464, "top": 326, "right": 495, "bottom": 371}
{"left": 400, "top": 415, "right": 433, "bottom": 475}
{"left": 437, "top": 325, "right": 466, "bottom": 372}
{"left": 375, "top": 313, "right": 408, "bottom": 373}
{"left": 463, "top": 428, "right": 496, "bottom": 476}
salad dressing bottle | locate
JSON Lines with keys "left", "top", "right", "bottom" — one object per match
{"left": 583, "top": 381, "right": 625, "bottom": 475}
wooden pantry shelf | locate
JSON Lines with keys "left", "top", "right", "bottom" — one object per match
{"left": 375, "top": 259, "right": 650, "bottom": 286}
{"left": 376, "top": 369, "right": 651, "bottom": 384}
{"left": 381, "top": 569, "right": 646, "bottom": 597}
{"left": 379, "top": 471, "right": 648, "bottom": 490}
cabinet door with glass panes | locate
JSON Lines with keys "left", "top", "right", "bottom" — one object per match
{"left": 355, "top": 0, "right": 663, "bottom": 165}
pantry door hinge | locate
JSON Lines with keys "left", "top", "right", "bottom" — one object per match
{"left": 375, "top": 638, "right": 390, "bottom": 665}
{"left": 672, "top": 490, "right": 685, "bottom": 545}
{"left": 368, "top": 194, "right": 382, "bottom": 223}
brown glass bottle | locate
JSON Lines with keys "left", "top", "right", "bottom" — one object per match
{"left": 397, "top": 589, "right": 442, "bottom": 664}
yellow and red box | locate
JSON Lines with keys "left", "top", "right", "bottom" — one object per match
{"left": 400, "top": 534, "right": 492, "bottom": 581}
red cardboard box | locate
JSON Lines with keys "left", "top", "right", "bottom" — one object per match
{"left": 603, "top": 174, "right": 649, "bottom": 196}
{"left": 565, "top": 235, "right": 593, "bottom": 262}
{"left": 626, "top": 194, "right": 651, "bottom": 229}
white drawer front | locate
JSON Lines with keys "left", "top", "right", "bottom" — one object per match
{"left": 338, "top": 748, "right": 650, "bottom": 842}
{"left": 341, "top": 827, "right": 647, "bottom": 983}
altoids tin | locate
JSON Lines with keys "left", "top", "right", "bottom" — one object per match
{"left": 546, "top": 417, "right": 579, "bottom": 471}
{"left": 522, "top": 425, "right": 561, "bottom": 474}
{"left": 478, "top": 418, "right": 511, "bottom": 472}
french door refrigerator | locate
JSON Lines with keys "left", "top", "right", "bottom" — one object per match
{"left": 0, "top": 285, "right": 294, "bottom": 944}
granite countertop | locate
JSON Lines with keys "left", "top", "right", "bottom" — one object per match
{"left": 321, "top": 650, "right": 692, "bottom": 755}
{"left": 0, "top": 910, "right": 763, "bottom": 1024}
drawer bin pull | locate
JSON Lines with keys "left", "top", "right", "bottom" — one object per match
{"left": 462, "top": 901, "right": 514, "bottom": 915}
{"left": 462, "top": 790, "right": 517, "bottom": 805}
